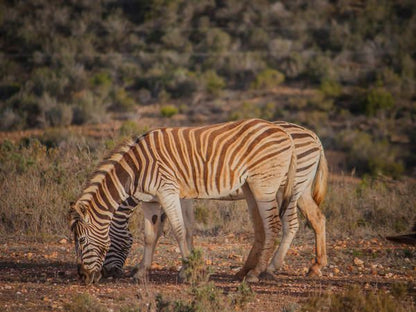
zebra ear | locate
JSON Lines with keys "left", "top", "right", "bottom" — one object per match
{"left": 78, "top": 204, "right": 90, "bottom": 224}
{"left": 68, "top": 202, "right": 78, "bottom": 228}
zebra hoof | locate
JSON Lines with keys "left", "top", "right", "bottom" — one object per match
{"left": 244, "top": 271, "right": 259, "bottom": 283}
{"left": 307, "top": 264, "right": 322, "bottom": 277}
{"left": 102, "top": 267, "right": 124, "bottom": 278}
{"left": 178, "top": 266, "right": 187, "bottom": 283}
{"left": 259, "top": 271, "right": 278, "bottom": 281}
{"left": 132, "top": 268, "right": 148, "bottom": 284}
{"left": 234, "top": 267, "right": 250, "bottom": 281}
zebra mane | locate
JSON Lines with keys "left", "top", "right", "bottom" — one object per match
{"left": 77, "top": 136, "right": 141, "bottom": 206}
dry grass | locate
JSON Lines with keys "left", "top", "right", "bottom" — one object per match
{"left": 0, "top": 135, "right": 415, "bottom": 243}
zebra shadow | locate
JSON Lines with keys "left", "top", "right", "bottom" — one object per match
{"left": 0, "top": 260, "right": 77, "bottom": 284}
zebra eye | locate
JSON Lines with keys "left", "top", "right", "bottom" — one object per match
{"left": 79, "top": 236, "right": 86, "bottom": 245}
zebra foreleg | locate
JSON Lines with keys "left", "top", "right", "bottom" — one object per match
{"left": 156, "top": 192, "right": 191, "bottom": 282}
{"left": 297, "top": 193, "right": 327, "bottom": 276}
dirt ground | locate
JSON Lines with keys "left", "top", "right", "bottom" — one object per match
{"left": 0, "top": 231, "right": 415, "bottom": 312}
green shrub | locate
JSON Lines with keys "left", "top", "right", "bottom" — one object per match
{"left": 45, "top": 104, "right": 73, "bottom": 127}
{"left": 118, "top": 121, "right": 147, "bottom": 137}
{"left": 250, "top": 68, "right": 285, "bottom": 90}
{"left": 110, "top": 88, "right": 137, "bottom": 112}
{"left": 0, "top": 108, "right": 22, "bottom": 130}
{"left": 160, "top": 105, "right": 178, "bottom": 118}
{"left": 72, "top": 90, "right": 109, "bottom": 125}
{"left": 305, "top": 54, "right": 336, "bottom": 84}
{"left": 320, "top": 80, "right": 342, "bottom": 98}
{"left": 336, "top": 130, "right": 403, "bottom": 178}
{"left": 231, "top": 281, "right": 254, "bottom": 310}
{"left": 203, "top": 70, "right": 225, "bottom": 96}
{"left": 191, "top": 282, "right": 229, "bottom": 312}
{"left": 365, "top": 87, "right": 395, "bottom": 117}
{"left": 90, "top": 72, "right": 112, "bottom": 87}
{"left": 307, "top": 91, "right": 334, "bottom": 111}
{"left": 228, "top": 101, "right": 261, "bottom": 120}
{"left": 182, "top": 248, "right": 209, "bottom": 286}
{"left": 64, "top": 293, "right": 107, "bottom": 312}
{"left": 165, "top": 69, "right": 198, "bottom": 99}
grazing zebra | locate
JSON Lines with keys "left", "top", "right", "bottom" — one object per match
{"left": 69, "top": 119, "right": 297, "bottom": 284}
{"left": 103, "top": 121, "right": 328, "bottom": 279}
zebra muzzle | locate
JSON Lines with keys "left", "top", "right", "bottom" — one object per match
{"left": 78, "top": 264, "right": 102, "bottom": 285}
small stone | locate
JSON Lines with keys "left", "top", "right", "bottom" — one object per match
{"left": 353, "top": 257, "right": 364, "bottom": 267}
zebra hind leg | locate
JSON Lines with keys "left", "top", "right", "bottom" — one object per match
{"left": 297, "top": 193, "right": 327, "bottom": 277}
{"left": 235, "top": 184, "right": 264, "bottom": 281}
{"left": 244, "top": 188, "right": 281, "bottom": 283}
{"left": 267, "top": 199, "right": 298, "bottom": 274}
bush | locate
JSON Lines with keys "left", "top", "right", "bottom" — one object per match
{"left": 0, "top": 108, "right": 22, "bottom": 130}
{"left": 250, "top": 68, "right": 285, "bottom": 90}
{"left": 45, "top": 104, "right": 73, "bottom": 127}
{"left": 301, "top": 285, "right": 415, "bottom": 312}
{"left": 90, "top": 72, "right": 112, "bottom": 87}
{"left": 365, "top": 87, "right": 395, "bottom": 117}
{"left": 0, "top": 138, "right": 101, "bottom": 237}
{"left": 64, "top": 293, "right": 107, "bottom": 312}
{"left": 320, "top": 79, "right": 342, "bottom": 98}
{"left": 109, "top": 88, "right": 137, "bottom": 112}
{"left": 203, "top": 70, "right": 225, "bottom": 96}
{"left": 118, "top": 120, "right": 147, "bottom": 137}
{"left": 72, "top": 90, "right": 109, "bottom": 125}
{"left": 160, "top": 105, "right": 178, "bottom": 118}
{"left": 182, "top": 248, "right": 209, "bottom": 286}
{"left": 228, "top": 101, "right": 261, "bottom": 120}
{"left": 336, "top": 130, "right": 403, "bottom": 178}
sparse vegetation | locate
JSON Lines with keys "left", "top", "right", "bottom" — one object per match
{"left": 301, "top": 284, "right": 415, "bottom": 312}
{"left": 155, "top": 249, "right": 254, "bottom": 312}
{"left": 1, "top": 1, "right": 416, "bottom": 311}
{"left": 0, "top": 137, "right": 414, "bottom": 239}
{"left": 0, "top": 0, "right": 414, "bottom": 177}
{"left": 64, "top": 293, "right": 107, "bottom": 312}
{"left": 160, "top": 105, "right": 179, "bottom": 118}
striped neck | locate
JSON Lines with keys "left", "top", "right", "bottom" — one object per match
{"left": 78, "top": 138, "right": 138, "bottom": 223}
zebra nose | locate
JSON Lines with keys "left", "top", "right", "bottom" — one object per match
{"left": 84, "top": 269, "right": 102, "bottom": 285}
{"left": 77, "top": 263, "right": 87, "bottom": 282}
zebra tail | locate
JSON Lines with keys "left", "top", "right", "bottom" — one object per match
{"left": 279, "top": 149, "right": 297, "bottom": 218}
{"left": 312, "top": 148, "right": 328, "bottom": 207}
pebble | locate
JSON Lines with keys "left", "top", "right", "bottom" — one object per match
{"left": 353, "top": 257, "right": 364, "bottom": 267}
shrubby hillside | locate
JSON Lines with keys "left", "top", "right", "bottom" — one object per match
{"left": 1, "top": 0, "right": 415, "bottom": 176}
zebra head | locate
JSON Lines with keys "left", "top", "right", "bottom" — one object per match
{"left": 69, "top": 201, "right": 110, "bottom": 285}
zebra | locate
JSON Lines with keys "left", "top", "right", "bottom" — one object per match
{"left": 69, "top": 119, "right": 297, "bottom": 284}
{"left": 102, "top": 121, "right": 328, "bottom": 279}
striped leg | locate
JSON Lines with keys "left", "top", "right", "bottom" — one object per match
{"left": 156, "top": 192, "right": 191, "bottom": 281}
{"left": 297, "top": 192, "right": 327, "bottom": 276}
{"left": 181, "top": 199, "right": 195, "bottom": 251}
{"left": 102, "top": 204, "right": 135, "bottom": 278}
{"left": 235, "top": 184, "right": 265, "bottom": 280}
{"left": 133, "top": 202, "right": 165, "bottom": 282}
{"left": 244, "top": 184, "right": 281, "bottom": 283}
{"left": 133, "top": 199, "right": 195, "bottom": 281}
{"left": 267, "top": 199, "right": 299, "bottom": 273}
